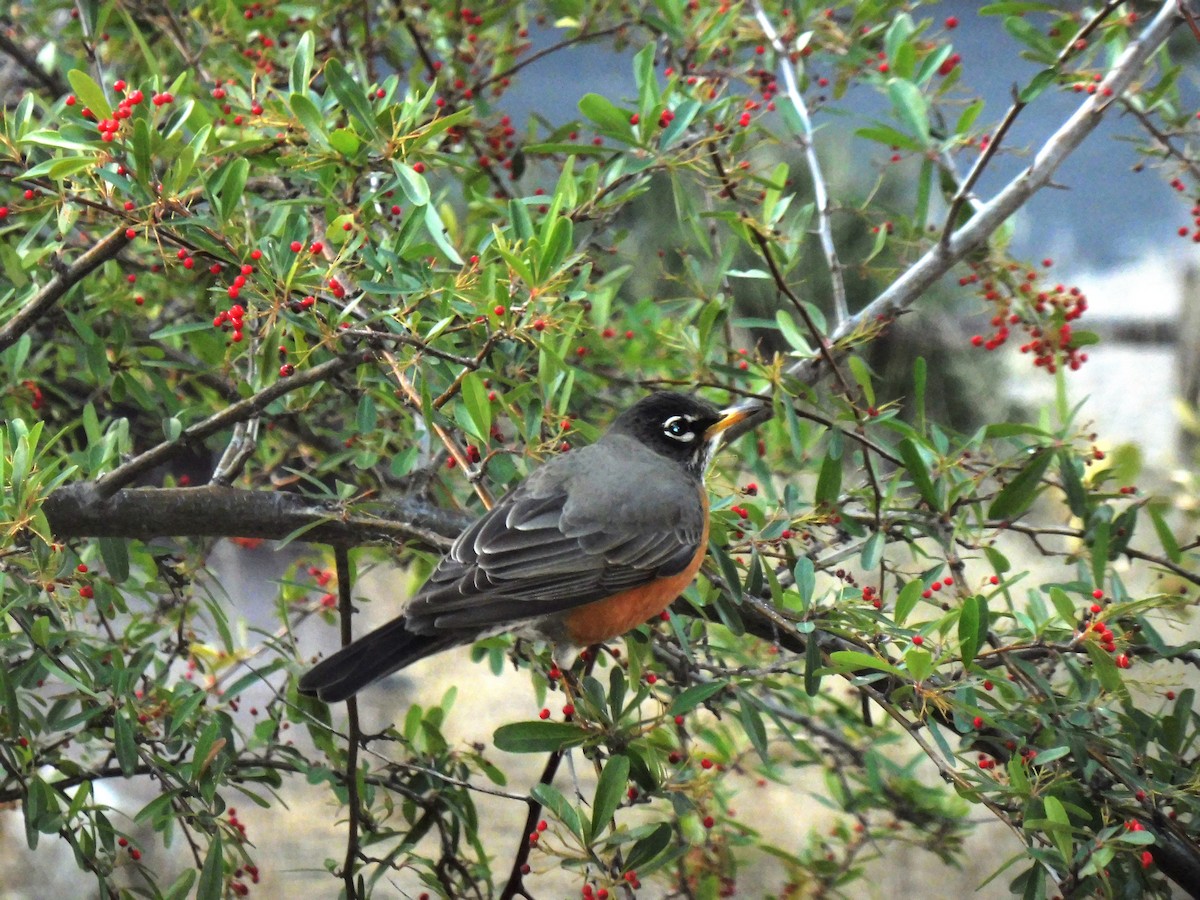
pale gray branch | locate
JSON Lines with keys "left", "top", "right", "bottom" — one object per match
{"left": 752, "top": 1, "right": 848, "bottom": 326}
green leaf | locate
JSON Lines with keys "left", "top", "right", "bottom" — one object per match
{"left": 1090, "top": 517, "right": 1110, "bottom": 587}
{"left": 898, "top": 437, "right": 939, "bottom": 508}
{"left": 847, "top": 355, "right": 875, "bottom": 406}
{"left": 988, "top": 449, "right": 1052, "bottom": 521}
{"left": 814, "top": 446, "right": 842, "bottom": 506}
{"left": 493, "top": 721, "right": 589, "bottom": 753}
{"left": 1041, "top": 795, "right": 1074, "bottom": 865}
{"left": 531, "top": 782, "right": 584, "bottom": 840}
{"left": 149, "top": 321, "right": 211, "bottom": 340}
{"left": 163, "top": 868, "right": 197, "bottom": 900}
{"left": 959, "top": 594, "right": 988, "bottom": 666}
{"left": 894, "top": 579, "right": 923, "bottom": 626}
{"left": 328, "top": 127, "right": 360, "bottom": 157}
{"left": 423, "top": 204, "right": 464, "bottom": 264}
{"left": 196, "top": 831, "right": 224, "bottom": 900}
{"left": 793, "top": 556, "right": 815, "bottom": 612}
{"left": 98, "top": 536, "right": 129, "bottom": 583}
{"left": 1019, "top": 67, "right": 1059, "bottom": 103}
{"left": 290, "top": 31, "right": 315, "bottom": 94}
{"left": 904, "top": 647, "right": 932, "bottom": 682}
{"left": 1058, "top": 451, "right": 1088, "bottom": 519}
{"left": 459, "top": 373, "right": 491, "bottom": 443}
{"left": 827, "top": 650, "right": 903, "bottom": 678}
{"left": 1047, "top": 586, "right": 1076, "bottom": 623}
{"left": 1084, "top": 642, "right": 1124, "bottom": 694}
{"left": 855, "top": 123, "right": 930, "bottom": 152}
{"left": 804, "top": 634, "right": 822, "bottom": 696}
{"left": 887, "top": 79, "right": 930, "bottom": 146}
{"left": 955, "top": 99, "right": 985, "bottom": 136}
{"left": 1004, "top": 16, "right": 1060, "bottom": 64}
{"left": 623, "top": 822, "right": 672, "bottom": 872}
{"left": 114, "top": 713, "right": 137, "bottom": 776}
{"left": 738, "top": 694, "right": 770, "bottom": 762}
{"left": 669, "top": 681, "right": 725, "bottom": 716}
{"left": 355, "top": 395, "right": 377, "bottom": 434}
{"left": 860, "top": 531, "right": 883, "bottom": 571}
{"left": 67, "top": 69, "right": 112, "bottom": 120}
{"left": 578, "top": 93, "right": 633, "bottom": 140}
{"left": 323, "top": 58, "right": 379, "bottom": 137}
{"left": 289, "top": 93, "right": 328, "bottom": 147}
{"left": 1148, "top": 503, "right": 1181, "bottom": 563}
{"left": 589, "top": 754, "right": 630, "bottom": 842}
{"left": 22, "top": 156, "right": 96, "bottom": 180}
{"left": 216, "top": 158, "right": 248, "bottom": 223}
{"left": 774, "top": 309, "right": 809, "bottom": 352}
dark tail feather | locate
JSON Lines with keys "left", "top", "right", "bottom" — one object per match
{"left": 298, "top": 617, "right": 455, "bottom": 703}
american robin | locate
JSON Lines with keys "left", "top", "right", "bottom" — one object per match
{"left": 299, "top": 391, "right": 758, "bottom": 702}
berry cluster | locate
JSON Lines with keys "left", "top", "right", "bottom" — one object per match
{"left": 963, "top": 261, "right": 1091, "bottom": 372}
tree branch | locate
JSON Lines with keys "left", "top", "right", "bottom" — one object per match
{"left": 92, "top": 351, "right": 368, "bottom": 500}
{"left": 42, "top": 484, "right": 468, "bottom": 550}
{"left": 751, "top": 0, "right": 848, "bottom": 326}
{"left": 0, "top": 226, "right": 131, "bottom": 354}
{"left": 788, "top": 0, "right": 1181, "bottom": 385}
{"left": 336, "top": 546, "right": 363, "bottom": 900}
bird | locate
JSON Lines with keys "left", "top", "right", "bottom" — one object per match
{"left": 298, "top": 391, "right": 758, "bottom": 702}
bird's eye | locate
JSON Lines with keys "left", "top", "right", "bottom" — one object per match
{"left": 662, "top": 415, "right": 695, "bottom": 442}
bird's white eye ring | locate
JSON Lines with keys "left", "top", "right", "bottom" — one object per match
{"left": 663, "top": 415, "right": 695, "bottom": 441}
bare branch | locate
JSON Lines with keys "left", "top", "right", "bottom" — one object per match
{"left": 751, "top": 1, "right": 847, "bottom": 325}
{"left": 788, "top": 0, "right": 1182, "bottom": 385}
{"left": 92, "top": 351, "right": 368, "bottom": 500}
{"left": 0, "top": 226, "right": 131, "bottom": 354}
{"left": 336, "top": 546, "right": 363, "bottom": 900}
{"left": 43, "top": 484, "right": 468, "bottom": 550}
{"left": 0, "top": 27, "right": 68, "bottom": 95}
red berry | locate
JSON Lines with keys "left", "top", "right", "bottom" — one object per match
{"left": 289, "top": 240, "right": 302, "bottom": 252}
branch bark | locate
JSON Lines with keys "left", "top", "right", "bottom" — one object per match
{"left": 43, "top": 484, "right": 469, "bottom": 550}
{"left": 0, "top": 226, "right": 131, "bottom": 354}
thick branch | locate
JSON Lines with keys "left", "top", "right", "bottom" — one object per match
{"left": 43, "top": 484, "right": 469, "bottom": 550}
{"left": 0, "top": 226, "right": 131, "bottom": 354}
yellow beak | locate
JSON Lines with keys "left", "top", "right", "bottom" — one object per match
{"left": 704, "top": 400, "right": 764, "bottom": 441}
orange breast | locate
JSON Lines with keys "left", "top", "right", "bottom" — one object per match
{"left": 563, "top": 492, "right": 709, "bottom": 646}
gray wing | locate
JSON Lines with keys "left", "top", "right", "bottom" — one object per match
{"left": 404, "top": 438, "right": 705, "bottom": 632}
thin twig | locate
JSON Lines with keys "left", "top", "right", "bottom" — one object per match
{"left": 787, "top": 0, "right": 1181, "bottom": 386}
{"left": 474, "top": 24, "right": 628, "bottom": 92}
{"left": 92, "top": 351, "right": 367, "bottom": 500}
{"left": 751, "top": 1, "right": 848, "bottom": 325}
{"left": 941, "top": 0, "right": 1130, "bottom": 240}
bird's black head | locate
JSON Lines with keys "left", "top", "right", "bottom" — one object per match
{"left": 605, "top": 391, "right": 749, "bottom": 475}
